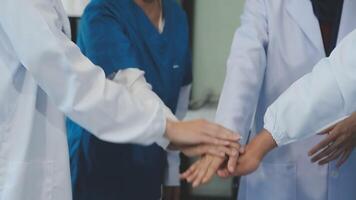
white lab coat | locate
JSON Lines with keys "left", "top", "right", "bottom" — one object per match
{"left": 61, "top": 0, "right": 89, "bottom": 17}
{"left": 0, "top": 0, "right": 173, "bottom": 199}
{"left": 216, "top": 0, "right": 356, "bottom": 200}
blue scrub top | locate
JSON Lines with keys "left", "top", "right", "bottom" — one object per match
{"left": 66, "top": 0, "right": 192, "bottom": 200}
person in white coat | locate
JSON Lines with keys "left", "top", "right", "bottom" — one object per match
{"left": 231, "top": 26, "right": 356, "bottom": 189}
{"left": 184, "top": 24, "right": 356, "bottom": 195}
{"left": 0, "top": 0, "right": 241, "bottom": 199}
{"left": 182, "top": 0, "right": 356, "bottom": 199}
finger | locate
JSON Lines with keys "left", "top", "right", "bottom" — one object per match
{"left": 181, "top": 160, "right": 199, "bottom": 180}
{"left": 186, "top": 159, "right": 205, "bottom": 183}
{"left": 207, "top": 145, "right": 236, "bottom": 157}
{"left": 217, "top": 169, "right": 231, "bottom": 178}
{"left": 187, "top": 166, "right": 200, "bottom": 183}
{"left": 311, "top": 144, "right": 338, "bottom": 163}
{"left": 317, "top": 124, "right": 338, "bottom": 135}
{"left": 199, "top": 135, "right": 233, "bottom": 146}
{"left": 227, "top": 154, "right": 239, "bottom": 173}
{"left": 239, "top": 146, "right": 246, "bottom": 154}
{"left": 202, "top": 158, "right": 224, "bottom": 184}
{"left": 337, "top": 149, "right": 352, "bottom": 168}
{"left": 227, "top": 142, "right": 241, "bottom": 150}
{"left": 193, "top": 158, "right": 213, "bottom": 187}
{"left": 183, "top": 144, "right": 238, "bottom": 158}
{"left": 318, "top": 148, "right": 344, "bottom": 165}
{"left": 215, "top": 145, "right": 238, "bottom": 157}
{"left": 309, "top": 133, "right": 339, "bottom": 156}
{"left": 188, "top": 164, "right": 202, "bottom": 185}
{"left": 204, "top": 123, "right": 241, "bottom": 142}
{"left": 183, "top": 145, "right": 225, "bottom": 157}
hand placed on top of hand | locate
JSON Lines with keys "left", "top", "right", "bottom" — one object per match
{"left": 180, "top": 142, "right": 244, "bottom": 187}
{"left": 166, "top": 119, "right": 241, "bottom": 158}
{"left": 180, "top": 129, "right": 276, "bottom": 188}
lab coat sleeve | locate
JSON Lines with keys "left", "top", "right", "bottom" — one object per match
{"left": 264, "top": 29, "right": 356, "bottom": 146}
{"left": 175, "top": 85, "right": 192, "bottom": 120}
{"left": 163, "top": 85, "right": 191, "bottom": 186}
{"left": 215, "top": 0, "right": 268, "bottom": 144}
{"left": 0, "top": 0, "right": 169, "bottom": 147}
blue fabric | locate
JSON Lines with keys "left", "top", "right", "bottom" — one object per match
{"left": 66, "top": 0, "right": 192, "bottom": 200}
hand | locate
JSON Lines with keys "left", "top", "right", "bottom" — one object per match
{"left": 180, "top": 155, "right": 225, "bottom": 187}
{"left": 166, "top": 119, "right": 240, "bottom": 148}
{"left": 309, "top": 113, "right": 356, "bottom": 167}
{"left": 177, "top": 142, "right": 241, "bottom": 158}
{"left": 180, "top": 144, "right": 243, "bottom": 187}
{"left": 232, "top": 129, "right": 276, "bottom": 176}
{"left": 162, "top": 186, "right": 180, "bottom": 200}
{"left": 228, "top": 143, "right": 262, "bottom": 177}
{"left": 220, "top": 129, "right": 277, "bottom": 177}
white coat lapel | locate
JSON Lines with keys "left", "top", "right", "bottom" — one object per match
{"left": 338, "top": 0, "right": 356, "bottom": 42}
{"left": 286, "top": 0, "right": 324, "bottom": 51}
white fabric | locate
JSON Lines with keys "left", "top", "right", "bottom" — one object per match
{"left": 164, "top": 85, "right": 191, "bottom": 186}
{"left": 164, "top": 150, "right": 181, "bottom": 186}
{"left": 175, "top": 84, "right": 191, "bottom": 120}
{"left": 0, "top": 0, "right": 172, "bottom": 199}
{"left": 216, "top": 0, "right": 356, "bottom": 200}
{"left": 61, "top": 0, "right": 89, "bottom": 17}
{"left": 264, "top": 29, "right": 356, "bottom": 146}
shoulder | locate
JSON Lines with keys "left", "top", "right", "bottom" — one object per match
{"left": 82, "top": 0, "right": 131, "bottom": 22}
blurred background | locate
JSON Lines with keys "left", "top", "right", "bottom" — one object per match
{"left": 61, "top": 0, "right": 245, "bottom": 199}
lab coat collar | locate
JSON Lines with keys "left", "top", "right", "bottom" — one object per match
{"left": 286, "top": 0, "right": 324, "bottom": 52}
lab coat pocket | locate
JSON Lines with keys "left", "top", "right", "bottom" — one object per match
{"left": 245, "top": 163, "right": 296, "bottom": 200}
{"left": 2, "top": 161, "right": 54, "bottom": 200}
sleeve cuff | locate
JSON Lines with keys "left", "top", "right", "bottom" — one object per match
{"left": 263, "top": 107, "right": 285, "bottom": 146}
{"left": 156, "top": 135, "right": 170, "bottom": 150}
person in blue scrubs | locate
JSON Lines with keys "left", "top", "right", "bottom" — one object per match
{"left": 66, "top": 0, "right": 192, "bottom": 199}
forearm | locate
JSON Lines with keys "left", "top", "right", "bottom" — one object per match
{"left": 264, "top": 30, "right": 356, "bottom": 146}
{"left": 0, "top": 0, "right": 167, "bottom": 146}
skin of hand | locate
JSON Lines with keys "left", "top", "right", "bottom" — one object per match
{"left": 309, "top": 112, "right": 356, "bottom": 167}
{"left": 217, "top": 129, "right": 277, "bottom": 178}
{"left": 177, "top": 142, "right": 241, "bottom": 158}
{"left": 165, "top": 120, "right": 241, "bottom": 154}
{"left": 180, "top": 144, "right": 244, "bottom": 187}
{"left": 162, "top": 186, "right": 180, "bottom": 200}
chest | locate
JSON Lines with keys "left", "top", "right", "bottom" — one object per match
{"left": 265, "top": 0, "right": 356, "bottom": 69}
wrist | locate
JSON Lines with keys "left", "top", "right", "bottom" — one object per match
{"left": 165, "top": 120, "right": 175, "bottom": 140}
{"left": 250, "top": 129, "right": 277, "bottom": 160}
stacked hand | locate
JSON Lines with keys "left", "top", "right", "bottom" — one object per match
{"left": 309, "top": 112, "right": 356, "bottom": 167}
{"left": 166, "top": 119, "right": 242, "bottom": 158}
{"left": 181, "top": 129, "right": 277, "bottom": 187}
